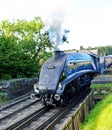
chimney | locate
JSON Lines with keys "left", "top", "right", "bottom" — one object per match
{"left": 52, "top": 50, "right": 65, "bottom": 60}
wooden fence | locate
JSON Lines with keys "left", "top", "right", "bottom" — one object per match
{"left": 59, "top": 91, "right": 94, "bottom": 130}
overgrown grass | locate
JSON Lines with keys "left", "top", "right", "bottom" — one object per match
{"left": 0, "top": 92, "right": 7, "bottom": 104}
{"left": 91, "top": 83, "right": 112, "bottom": 88}
{"left": 79, "top": 94, "right": 112, "bottom": 130}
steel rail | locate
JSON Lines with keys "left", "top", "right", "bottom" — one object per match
{"left": 4, "top": 107, "right": 47, "bottom": 130}
{"left": 43, "top": 90, "right": 91, "bottom": 130}
{"left": 0, "top": 99, "right": 39, "bottom": 121}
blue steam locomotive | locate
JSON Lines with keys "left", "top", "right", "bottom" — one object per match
{"left": 34, "top": 50, "right": 99, "bottom": 107}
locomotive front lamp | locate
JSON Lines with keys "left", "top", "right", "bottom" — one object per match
{"left": 34, "top": 84, "right": 39, "bottom": 93}
{"left": 54, "top": 94, "right": 60, "bottom": 101}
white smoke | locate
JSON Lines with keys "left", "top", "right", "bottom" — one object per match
{"left": 42, "top": 7, "right": 68, "bottom": 50}
{"left": 47, "top": 19, "right": 63, "bottom": 49}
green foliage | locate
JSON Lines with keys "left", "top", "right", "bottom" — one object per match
{"left": 98, "top": 46, "right": 112, "bottom": 56}
{"left": 91, "top": 83, "right": 112, "bottom": 88}
{"left": 0, "top": 92, "right": 7, "bottom": 104}
{"left": 80, "top": 94, "right": 112, "bottom": 130}
{"left": 0, "top": 17, "right": 53, "bottom": 80}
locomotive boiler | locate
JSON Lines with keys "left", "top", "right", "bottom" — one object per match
{"left": 34, "top": 50, "right": 99, "bottom": 107}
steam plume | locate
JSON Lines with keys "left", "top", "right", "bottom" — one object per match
{"left": 43, "top": 8, "right": 69, "bottom": 50}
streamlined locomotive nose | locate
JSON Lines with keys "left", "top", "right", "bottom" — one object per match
{"left": 37, "top": 51, "right": 66, "bottom": 95}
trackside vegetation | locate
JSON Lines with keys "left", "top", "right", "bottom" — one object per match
{"left": 0, "top": 17, "right": 52, "bottom": 80}
{"left": 79, "top": 93, "right": 112, "bottom": 130}
{"left": 91, "top": 83, "right": 112, "bottom": 88}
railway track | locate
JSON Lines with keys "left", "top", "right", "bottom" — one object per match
{"left": 19, "top": 90, "right": 89, "bottom": 130}
{"left": 0, "top": 92, "right": 38, "bottom": 110}
{"left": 0, "top": 90, "right": 90, "bottom": 130}
{"left": 0, "top": 94, "right": 42, "bottom": 130}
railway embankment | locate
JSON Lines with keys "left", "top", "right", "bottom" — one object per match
{"left": 79, "top": 93, "right": 112, "bottom": 130}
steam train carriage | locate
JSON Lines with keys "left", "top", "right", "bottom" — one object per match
{"left": 34, "top": 51, "right": 99, "bottom": 107}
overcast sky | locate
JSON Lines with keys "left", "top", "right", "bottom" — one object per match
{"left": 0, "top": 0, "right": 112, "bottom": 50}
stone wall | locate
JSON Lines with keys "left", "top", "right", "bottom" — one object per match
{"left": 0, "top": 78, "right": 38, "bottom": 100}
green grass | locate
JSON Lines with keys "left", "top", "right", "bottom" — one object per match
{"left": 0, "top": 92, "right": 7, "bottom": 104}
{"left": 79, "top": 94, "right": 112, "bottom": 130}
{"left": 91, "top": 83, "right": 112, "bottom": 88}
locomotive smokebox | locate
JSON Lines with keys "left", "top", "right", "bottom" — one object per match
{"left": 52, "top": 50, "right": 65, "bottom": 60}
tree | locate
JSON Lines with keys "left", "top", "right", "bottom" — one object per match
{"left": 0, "top": 17, "right": 53, "bottom": 79}
{"left": 98, "top": 46, "right": 112, "bottom": 56}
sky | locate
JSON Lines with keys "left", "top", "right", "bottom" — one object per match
{"left": 0, "top": 0, "right": 112, "bottom": 50}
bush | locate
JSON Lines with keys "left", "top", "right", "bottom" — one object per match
{"left": 0, "top": 74, "right": 12, "bottom": 80}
